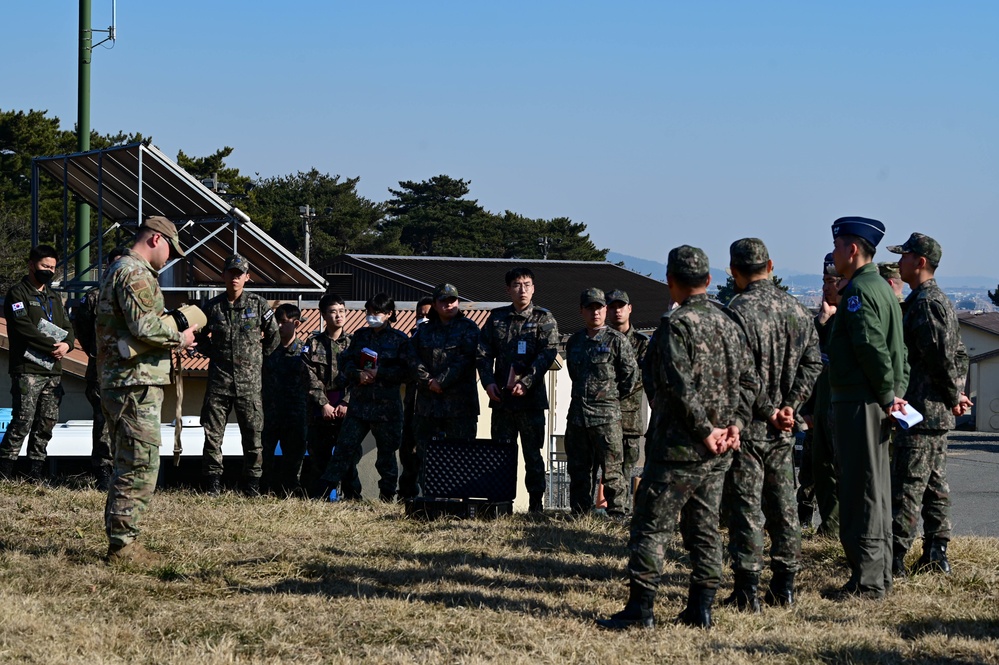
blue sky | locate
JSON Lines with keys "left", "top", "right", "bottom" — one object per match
{"left": 3, "top": 2, "right": 997, "bottom": 276}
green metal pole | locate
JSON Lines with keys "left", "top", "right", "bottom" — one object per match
{"left": 76, "top": 0, "right": 92, "bottom": 284}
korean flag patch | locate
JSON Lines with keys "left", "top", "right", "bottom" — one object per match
{"left": 11, "top": 301, "right": 26, "bottom": 317}
{"left": 846, "top": 295, "right": 862, "bottom": 313}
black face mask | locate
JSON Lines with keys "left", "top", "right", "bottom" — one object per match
{"left": 34, "top": 270, "right": 54, "bottom": 285}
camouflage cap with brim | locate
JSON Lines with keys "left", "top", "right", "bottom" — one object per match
{"left": 580, "top": 287, "right": 606, "bottom": 307}
{"left": 877, "top": 262, "right": 901, "bottom": 280}
{"left": 223, "top": 253, "right": 250, "bottom": 274}
{"left": 142, "top": 216, "right": 185, "bottom": 258}
{"left": 729, "top": 237, "right": 769, "bottom": 268}
{"left": 605, "top": 289, "right": 630, "bottom": 305}
{"left": 433, "top": 283, "right": 459, "bottom": 300}
{"left": 886, "top": 232, "right": 942, "bottom": 266}
{"left": 667, "top": 245, "right": 710, "bottom": 279}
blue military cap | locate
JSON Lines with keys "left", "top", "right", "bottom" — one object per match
{"left": 831, "top": 216, "right": 886, "bottom": 248}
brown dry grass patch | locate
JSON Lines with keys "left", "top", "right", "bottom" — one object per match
{"left": 0, "top": 480, "right": 997, "bottom": 664}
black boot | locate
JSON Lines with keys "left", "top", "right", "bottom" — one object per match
{"left": 95, "top": 466, "right": 113, "bottom": 492}
{"left": 721, "top": 571, "right": 761, "bottom": 612}
{"left": 677, "top": 585, "right": 715, "bottom": 628}
{"left": 595, "top": 583, "right": 656, "bottom": 630}
{"left": 764, "top": 571, "right": 795, "bottom": 606}
{"left": 917, "top": 538, "right": 951, "bottom": 574}
{"left": 27, "top": 459, "right": 46, "bottom": 482}
{"left": 0, "top": 458, "right": 15, "bottom": 480}
{"left": 892, "top": 544, "right": 908, "bottom": 578}
{"left": 204, "top": 475, "right": 222, "bottom": 496}
{"left": 244, "top": 478, "right": 261, "bottom": 498}
{"left": 528, "top": 492, "right": 544, "bottom": 514}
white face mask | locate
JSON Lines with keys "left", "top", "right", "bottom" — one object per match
{"left": 366, "top": 314, "right": 386, "bottom": 328}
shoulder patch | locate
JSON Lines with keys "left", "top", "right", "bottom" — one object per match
{"left": 846, "top": 295, "right": 862, "bottom": 313}
{"left": 263, "top": 309, "right": 274, "bottom": 321}
{"left": 11, "top": 301, "right": 26, "bottom": 317}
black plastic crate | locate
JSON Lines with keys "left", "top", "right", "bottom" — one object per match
{"left": 423, "top": 438, "right": 517, "bottom": 502}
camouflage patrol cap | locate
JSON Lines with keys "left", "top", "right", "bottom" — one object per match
{"left": 877, "top": 262, "right": 901, "bottom": 280}
{"left": 823, "top": 252, "right": 839, "bottom": 277}
{"left": 605, "top": 289, "right": 630, "bottom": 305}
{"left": 223, "top": 253, "right": 250, "bottom": 274}
{"left": 729, "top": 238, "right": 770, "bottom": 268}
{"left": 579, "top": 287, "right": 606, "bottom": 307}
{"left": 433, "top": 283, "right": 459, "bottom": 301}
{"left": 886, "top": 232, "right": 943, "bottom": 267}
{"left": 667, "top": 245, "right": 710, "bottom": 279}
{"left": 141, "top": 216, "right": 185, "bottom": 258}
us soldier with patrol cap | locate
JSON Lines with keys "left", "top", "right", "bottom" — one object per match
{"left": 606, "top": 289, "right": 650, "bottom": 486}
{"left": 887, "top": 233, "right": 971, "bottom": 576}
{"left": 197, "top": 253, "right": 280, "bottom": 496}
{"left": 564, "top": 288, "right": 638, "bottom": 517}
{"left": 97, "top": 216, "right": 198, "bottom": 565}
{"left": 826, "top": 216, "right": 908, "bottom": 600}
{"left": 878, "top": 262, "right": 906, "bottom": 305}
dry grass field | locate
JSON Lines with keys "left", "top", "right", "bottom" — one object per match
{"left": 0, "top": 479, "right": 997, "bottom": 664}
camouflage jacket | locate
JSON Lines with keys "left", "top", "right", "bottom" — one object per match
{"left": 902, "top": 278, "right": 969, "bottom": 430}
{"left": 72, "top": 287, "right": 100, "bottom": 382}
{"left": 642, "top": 312, "right": 671, "bottom": 406}
{"left": 302, "top": 329, "right": 352, "bottom": 417}
{"left": 476, "top": 302, "right": 559, "bottom": 411}
{"left": 4, "top": 276, "right": 75, "bottom": 377}
{"left": 644, "top": 294, "right": 759, "bottom": 469}
{"left": 408, "top": 312, "right": 481, "bottom": 419}
{"left": 96, "top": 249, "right": 182, "bottom": 388}
{"left": 618, "top": 326, "right": 650, "bottom": 436}
{"left": 565, "top": 326, "right": 639, "bottom": 427}
{"left": 197, "top": 291, "right": 280, "bottom": 396}
{"left": 828, "top": 262, "right": 909, "bottom": 407}
{"left": 341, "top": 324, "right": 411, "bottom": 422}
{"left": 727, "top": 278, "right": 823, "bottom": 441}
{"left": 262, "top": 337, "right": 311, "bottom": 421}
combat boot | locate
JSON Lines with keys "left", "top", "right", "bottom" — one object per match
{"left": 891, "top": 544, "right": 909, "bottom": 578}
{"left": 528, "top": 492, "right": 544, "bottom": 514}
{"left": 204, "top": 475, "right": 222, "bottom": 496}
{"left": 27, "top": 459, "right": 46, "bottom": 482}
{"left": 764, "top": 571, "right": 795, "bottom": 607}
{"left": 916, "top": 538, "right": 951, "bottom": 574}
{"left": 0, "top": 458, "right": 15, "bottom": 480}
{"left": 106, "top": 541, "right": 165, "bottom": 568}
{"left": 721, "top": 571, "right": 761, "bottom": 612}
{"left": 595, "top": 582, "right": 656, "bottom": 630}
{"left": 677, "top": 585, "right": 716, "bottom": 628}
{"left": 94, "top": 465, "right": 113, "bottom": 492}
{"left": 244, "top": 478, "right": 261, "bottom": 498}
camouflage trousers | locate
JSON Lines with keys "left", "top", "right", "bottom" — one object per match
{"left": 565, "top": 421, "right": 627, "bottom": 515}
{"left": 833, "top": 400, "right": 892, "bottom": 595}
{"left": 200, "top": 391, "right": 263, "bottom": 479}
{"left": 413, "top": 414, "right": 478, "bottom": 496}
{"left": 0, "top": 374, "right": 63, "bottom": 462}
{"left": 306, "top": 419, "right": 360, "bottom": 500}
{"left": 629, "top": 454, "right": 732, "bottom": 592}
{"left": 261, "top": 410, "right": 307, "bottom": 493}
{"left": 85, "top": 380, "right": 113, "bottom": 471}
{"left": 623, "top": 434, "right": 642, "bottom": 479}
{"left": 726, "top": 436, "right": 801, "bottom": 574}
{"left": 322, "top": 415, "right": 402, "bottom": 498}
{"left": 490, "top": 408, "right": 547, "bottom": 498}
{"left": 891, "top": 429, "right": 951, "bottom": 553}
{"left": 795, "top": 430, "right": 815, "bottom": 525}
{"left": 102, "top": 385, "right": 163, "bottom": 547}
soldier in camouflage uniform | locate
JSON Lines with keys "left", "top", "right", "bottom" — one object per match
{"left": 597, "top": 246, "right": 759, "bottom": 631}
{"left": 96, "top": 217, "right": 197, "bottom": 565}
{"left": 407, "top": 284, "right": 480, "bottom": 495}
{"left": 261, "top": 304, "right": 314, "bottom": 495}
{"left": 0, "top": 244, "right": 75, "bottom": 481}
{"left": 71, "top": 247, "right": 125, "bottom": 490}
{"left": 564, "top": 288, "right": 638, "bottom": 517}
{"left": 476, "top": 267, "right": 560, "bottom": 513}
{"left": 878, "top": 262, "right": 906, "bottom": 306}
{"left": 797, "top": 253, "right": 843, "bottom": 537}
{"left": 887, "top": 233, "right": 972, "bottom": 576}
{"left": 399, "top": 296, "right": 434, "bottom": 500}
{"left": 607, "top": 289, "right": 650, "bottom": 489}
{"left": 197, "top": 253, "right": 280, "bottom": 496}
{"left": 302, "top": 293, "right": 360, "bottom": 499}
{"left": 319, "top": 293, "right": 411, "bottom": 501}
{"left": 722, "top": 238, "right": 822, "bottom": 611}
